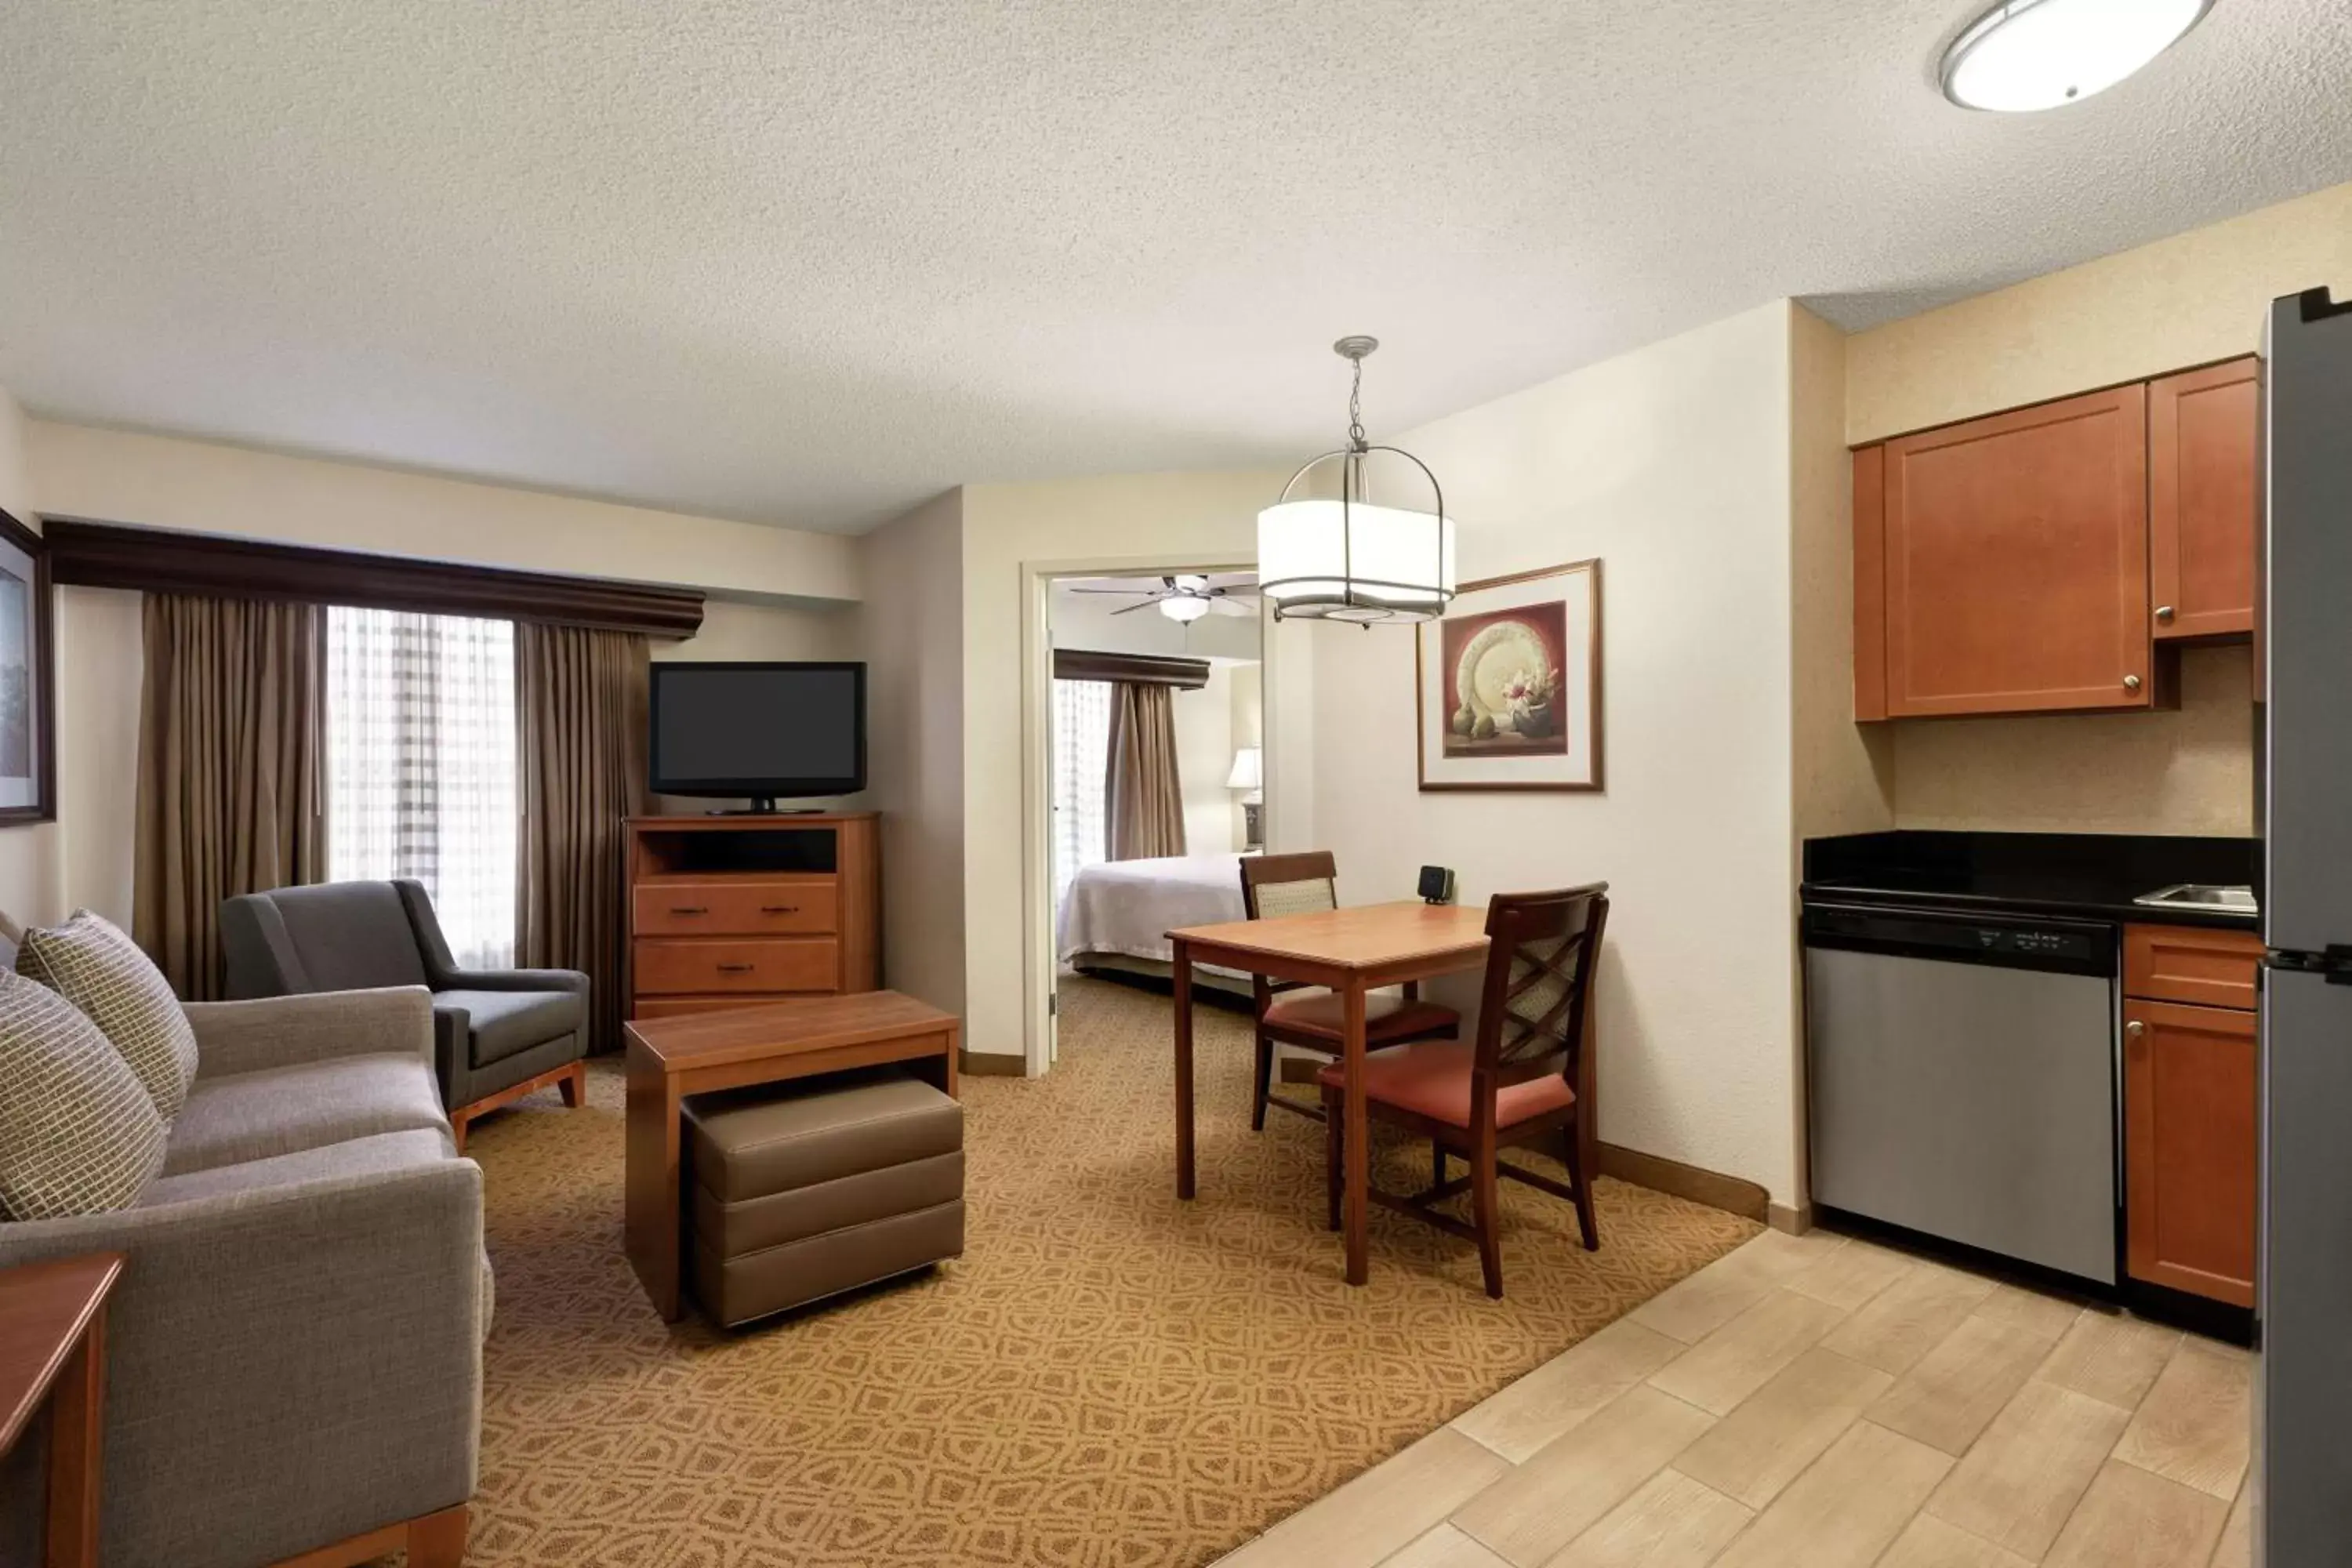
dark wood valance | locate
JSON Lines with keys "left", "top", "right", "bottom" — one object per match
{"left": 42, "top": 517, "right": 706, "bottom": 640}
{"left": 1052, "top": 648, "right": 1210, "bottom": 689}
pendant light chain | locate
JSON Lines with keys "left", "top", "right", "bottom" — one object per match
{"left": 1347, "top": 355, "right": 1368, "bottom": 454}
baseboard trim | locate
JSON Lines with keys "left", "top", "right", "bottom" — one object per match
{"left": 1767, "top": 1202, "right": 1814, "bottom": 1236}
{"left": 960, "top": 1051, "right": 1027, "bottom": 1078}
{"left": 1598, "top": 1142, "right": 1770, "bottom": 1223}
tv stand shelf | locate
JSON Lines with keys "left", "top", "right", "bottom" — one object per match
{"left": 625, "top": 814, "right": 879, "bottom": 1021}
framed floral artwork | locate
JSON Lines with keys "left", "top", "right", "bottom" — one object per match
{"left": 1415, "top": 558, "right": 1602, "bottom": 792}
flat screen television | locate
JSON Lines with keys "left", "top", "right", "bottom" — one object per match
{"left": 649, "top": 661, "right": 866, "bottom": 810}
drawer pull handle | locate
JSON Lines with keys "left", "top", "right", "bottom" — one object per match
{"left": 761, "top": 905, "right": 800, "bottom": 915}
{"left": 717, "top": 963, "right": 755, "bottom": 974}
{"left": 670, "top": 906, "right": 710, "bottom": 916}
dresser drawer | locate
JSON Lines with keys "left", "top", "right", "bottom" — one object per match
{"left": 2125, "top": 923, "right": 2264, "bottom": 1011}
{"left": 633, "top": 880, "right": 837, "bottom": 937}
{"left": 633, "top": 938, "right": 840, "bottom": 995}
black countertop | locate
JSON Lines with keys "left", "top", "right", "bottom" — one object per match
{"left": 1802, "top": 831, "right": 2259, "bottom": 931}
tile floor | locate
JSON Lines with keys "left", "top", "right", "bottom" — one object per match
{"left": 1215, "top": 1228, "right": 2251, "bottom": 1568}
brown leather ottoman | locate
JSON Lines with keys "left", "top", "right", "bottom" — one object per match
{"left": 682, "top": 1067, "right": 964, "bottom": 1327}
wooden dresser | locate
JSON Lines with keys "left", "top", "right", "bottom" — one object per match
{"left": 625, "top": 815, "right": 880, "bottom": 1021}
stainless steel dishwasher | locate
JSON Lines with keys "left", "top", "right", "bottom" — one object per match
{"left": 1803, "top": 902, "right": 2118, "bottom": 1284}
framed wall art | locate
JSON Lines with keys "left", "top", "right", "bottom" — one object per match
{"left": 0, "top": 508, "right": 55, "bottom": 826}
{"left": 1415, "top": 558, "right": 1602, "bottom": 793}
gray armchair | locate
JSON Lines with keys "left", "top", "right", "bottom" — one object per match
{"left": 220, "top": 880, "right": 589, "bottom": 1149}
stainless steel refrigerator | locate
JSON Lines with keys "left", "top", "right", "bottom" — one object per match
{"left": 2255, "top": 284, "right": 2352, "bottom": 1568}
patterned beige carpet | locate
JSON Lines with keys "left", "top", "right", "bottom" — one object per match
{"left": 452, "top": 978, "right": 1757, "bottom": 1567}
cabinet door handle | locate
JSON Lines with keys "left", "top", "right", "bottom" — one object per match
{"left": 2126, "top": 1020, "right": 2145, "bottom": 1039}
{"left": 2155, "top": 605, "right": 2176, "bottom": 623}
{"left": 761, "top": 905, "right": 800, "bottom": 915}
{"left": 670, "top": 906, "right": 710, "bottom": 916}
{"left": 716, "top": 962, "right": 755, "bottom": 974}
{"left": 2122, "top": 673, "right": 2143, "bottom": 692}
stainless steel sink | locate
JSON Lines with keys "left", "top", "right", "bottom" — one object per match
{"left": 2133, "top": 883, "right": 2259, "bottom": 912}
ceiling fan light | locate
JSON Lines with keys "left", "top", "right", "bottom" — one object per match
{"left": 1159, "top": 595, "right": 1211, "bottom": 623}
{"left": 1940, "top": 0, "right": 2212, "bottom": 112}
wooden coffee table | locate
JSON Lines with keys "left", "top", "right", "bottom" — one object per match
{"left": 623, "top": 992, "right": 961, "bottom": 1322}
{"left": 0, "top": 1251, "right": 125, "bottom": 1568}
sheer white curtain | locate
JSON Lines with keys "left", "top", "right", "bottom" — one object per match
{"left": 327, "top": 607, "right": 518, "bottom": 968}
{"left": 1052, "top": 678, "right": 1112, "bottom": 911}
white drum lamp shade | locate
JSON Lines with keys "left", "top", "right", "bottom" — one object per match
{"left": 1259, "top": 336, "right": 1457, "bottom": 625}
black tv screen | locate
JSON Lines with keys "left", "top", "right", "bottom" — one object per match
{"left": 650, "top": 662, "right": 866, "bottom": 803}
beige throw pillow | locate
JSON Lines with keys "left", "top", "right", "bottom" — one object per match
{"left": 17, "top": 910, "right": 200, "bottom": 1123}
{"left": 0, "top": 968, "right": 169, "bottom": 1221}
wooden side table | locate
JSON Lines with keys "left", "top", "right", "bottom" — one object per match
{"left": 0, "top": 1252, "right": 125, "bottom": 1568}
{"left": 623, "top": 992, "right": 960, "bottom": 1322}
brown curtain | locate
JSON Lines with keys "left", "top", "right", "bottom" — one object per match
{"left": 133, "top": 594, "right": 325, "bottom": 999}
{"left": 1105, "top": 681, "right": 1187, "bottom": 861}
{"left": 516, "top": 622, "right": 648, "bottom": 1054}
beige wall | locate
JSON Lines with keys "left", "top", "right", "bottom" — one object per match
{"left": 1173, "top": 664, "right": 1244, "bottom": 856}
{"left": 955, "top": 468, "right": 1291, "bottom": 1062}
{"left": 1893, "top": 645, "right": 2253, "bottom": 835}
{"left": 855, "top": 492, "right": 967, "bottom": 1018}
{"left": 1848, "top": 180, "right": 2352, "bottom": 445}
{"left": 1791, "top": 306, "right": 1895, "bottom": 843}
{"left": 27, "top": 421, "right": 861, "bottom": 604}
{"left": 1308, "top": 300, "right": 1807, "bottom": 1205}
{"left": 1845, "top": 182, "right": 2350, "bottom": 839}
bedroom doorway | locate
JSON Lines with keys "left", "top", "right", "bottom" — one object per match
{"left": 1041, "top": 570, "right": 1265, "bottom": 1064}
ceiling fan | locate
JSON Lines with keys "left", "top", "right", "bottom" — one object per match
{"left": 1068, "top": 574, "right": 1261, "bottom": 623}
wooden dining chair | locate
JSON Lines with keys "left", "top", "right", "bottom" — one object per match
{"left": 1318, "top": 883, "right": 1609, "bottom": 1298}
{"left": 1238, "top": 851, "right": 1460, "bottom": 1130}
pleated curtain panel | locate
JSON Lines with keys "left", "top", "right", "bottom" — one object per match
{"left": 516, "top": 622, "right": 648, "bottom": 1054}
{"left": 133, "top": 593, "right": 325, "bottom": 1000}
{"left": 1105, "top": 681, "right": 1188, "bottom": 861}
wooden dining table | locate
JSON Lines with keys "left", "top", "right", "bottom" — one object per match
{"left": 1169, "top": 900, "right": 1492, "bottom": 1285}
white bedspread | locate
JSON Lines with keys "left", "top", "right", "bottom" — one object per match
{"left": 1058, "top": 854, "right": 1249, "bottom": 973}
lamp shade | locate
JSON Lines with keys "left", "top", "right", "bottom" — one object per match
{"left": 1225, "top": 746, "right": 1262, "bottom": 791}
{"left": 1258, "top": 492, "right": 1456, "bottom": 623}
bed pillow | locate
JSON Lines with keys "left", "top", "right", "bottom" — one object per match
{"left": 17, "top": 910, "right": 200, "bottom": 1123}
{"left": 0, "top": 968, "right": 169, "bottom": 1220}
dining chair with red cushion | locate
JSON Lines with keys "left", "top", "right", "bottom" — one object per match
{"left": 1318, "top": 883, "right": 1609, "bottom": 1298}
{"left": 1238, "top": 851, "right": 1460, "bottom": 1131}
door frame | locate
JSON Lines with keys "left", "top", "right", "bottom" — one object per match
{"left": 1019, "top": 554, "right": 1272, "bottom": 1076}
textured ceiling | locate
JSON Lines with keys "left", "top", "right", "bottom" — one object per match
{"left": 4, "top": 1, "right": 2350, "bottom": 534}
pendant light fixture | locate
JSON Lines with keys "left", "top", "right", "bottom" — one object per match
{"left": 1258, "top": 336, "right": 1456, "bottom": 624}
{"left": 1940, "top": 0, "right": 2214, "bottom": 112}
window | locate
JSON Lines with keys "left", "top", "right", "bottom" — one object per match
{"left": 1052, "top": 678, "right": 1111, "bottom": 910}
{"left": 327, "top": 607, "right": 517, "bottom": 968}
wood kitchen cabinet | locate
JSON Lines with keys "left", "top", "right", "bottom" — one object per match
{"left": 1853, "top": 358, "right": 2259, "bottom": 721}
{"left": 1857, "top": 385, "right": 2154, "bottom": 719}
{"left": 2123, "top": 924, "right": 2263, "bottom": 1308}
{"left": 2149, "top": 357, "right": 2259, "bottom": 641}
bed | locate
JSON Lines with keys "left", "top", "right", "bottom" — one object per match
{"left": 1057, "top": 853, "right": 1257, "bottom": 995}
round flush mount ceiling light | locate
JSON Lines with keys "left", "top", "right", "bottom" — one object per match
{"left": 1940, "top": 0, "right": 2214, "bottom": 112}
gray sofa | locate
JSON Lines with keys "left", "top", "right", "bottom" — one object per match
{"left": 0, "top": 985, "right": 484, "bottom": 1568}
{"left": 220, "top": 880, "right": 590, "bottom": 1149}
